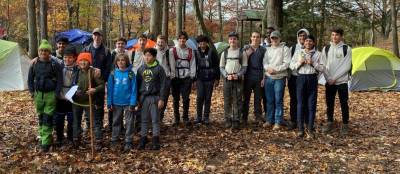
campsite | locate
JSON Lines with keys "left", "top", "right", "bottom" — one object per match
{"left": 1, "top": 0, "right": 400, "bottom": 173}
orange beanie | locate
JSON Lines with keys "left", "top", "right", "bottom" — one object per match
{"left": 77, "top": 52, "right": 93, "bottom": 64}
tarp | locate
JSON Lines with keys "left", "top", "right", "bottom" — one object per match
{"left": 0, "top": 40, "right": 31, "bottom": 91}
{"left": 54, "top": 29, "right": 92, "bottom": 45}
{"left": 214, "top": 42, "right": 229, "bottom": 55}
{"left": 126, "top": 39, "right": 138, "bottom": 49}
{"left": 349, "top": 47, "right": 400, "bottom": 91}
{"left": 128, "top": 39, "right": 156, "bottom": 51}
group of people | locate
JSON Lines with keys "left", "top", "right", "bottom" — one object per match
{"left": 28, "top": 26, "right": 352, "bottom": 153}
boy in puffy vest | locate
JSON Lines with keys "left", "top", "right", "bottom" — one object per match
{"left": 28, "top": 40, "right": 63, "bottom": 153}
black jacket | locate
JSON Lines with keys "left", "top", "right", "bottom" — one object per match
{"left": 82, "top": 43, "right": 112, "bottom": 81}
{"left": 28, "top": 58, "right": 63, "bottom": 96}
{"left": 136, "top": 61, "right": 167, "bottom": 102}
{"left": 195, "top": 47, "right": 220, "bottom": 81}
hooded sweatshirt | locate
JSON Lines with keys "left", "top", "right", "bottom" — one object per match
{"left": 107, "top": 65, "right": 137, "bottom": 106}
{"left": 137, "top": 60, "right": 167, "bottom": 102}
{"left": 155, "top": 45, "right": 174, "bottom": 78}
{"left": 322, "top": 41, "right": 352, "bottom": 85}
{"left": 290, "top": 28, "right": 310, "bottom": 76}
{"left": 263, "top": 43, "right": 291, "bottom": 79}
{"left": 289, "top": 48, "right": 325, "bottom": 75}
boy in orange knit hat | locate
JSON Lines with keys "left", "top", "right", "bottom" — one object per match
{"left": 72, "top": 52, "right": 104, "bottom": 150}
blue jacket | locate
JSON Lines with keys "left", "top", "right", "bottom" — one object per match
{"left": 107, "top": 66, "right": 137, "bottom": 106}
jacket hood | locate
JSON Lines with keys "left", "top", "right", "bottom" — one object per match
{"left": 295, "top": 28, "right": 310, "bottom": 50}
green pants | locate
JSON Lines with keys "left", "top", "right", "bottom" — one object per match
{"left": 34, "top": 91, "right": 56, "bottom": 145}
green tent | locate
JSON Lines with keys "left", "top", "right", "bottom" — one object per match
{"left": 0, "top": 40, "right": 31, "bottom": 91}
{"left": 349, "top": 47, "right": 400, "bottom": 91}
{"left": 214, "top": 42, "right": 229, "bottom": 55}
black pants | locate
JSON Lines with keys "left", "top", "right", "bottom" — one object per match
{"left": 242, "top": 78, "right": 263, "bottom": 122}
{"left": 296, "top": 74, "right": 318, "bottom": 132}
{"left": 171, "top": 78, "right": 192, "bottom": 123}
{"left": 288, "top": 75, "right": 298, "bottom": 124}
{"left": 196, "top": 80, "right": 214, "bottom": 121}
{"left": 54, "top": 99, "right": 73, "bottom": 142}
{"left": 325, "top": 83, "right": 349, "bottom": 124}
{"left": 160, "top": 78, "right": 171, "bottom": 122}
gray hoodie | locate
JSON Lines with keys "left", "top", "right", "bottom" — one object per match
{"left": 322, "top": 41, "right": 352, "bottom": 85}
{"left": 290, "top": 28, "right": 310, "bottom": 76}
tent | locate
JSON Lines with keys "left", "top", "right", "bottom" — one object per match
{"left": 349, "top": 47, "right": 400, "bottom": 91}
{"left": 172, "top": 38, "right": 198, "bottom": 50}
{"left": 128, "top": 39, "right": 156, "bottom": 51}
{"left": 126, "top": 39, "right": 138, "bottom": 49}
{"left": 0, "top": 40, "right": 31, "bottom": 91}
{"left": 54, "top": 29, "right": 92, "bottom": 45}
{"left": 214, "top": 42, "right": 229, "bottom": 55}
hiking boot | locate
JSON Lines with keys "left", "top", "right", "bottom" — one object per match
{"left": 138, "top": 136, "right": 148, "bottom": 150}
{"left": 296, "top": 131, "right": 305, "bottom": 138}
{"left": 151, "top": 136, "right": 160, "bottom": 150}
{"left": 340, "top": 124, "right": 349, "bottom": 135}
{"left": 184, "top": 120, "right": 191, "bottom": 127}
{"left": 194, "top": 117, "right": 202, "bottom": 125}
{"left": 272, "top": 124, "right": 282, "bottom": 131}
{"left": 40, "top": 144, "right": 50, "bottom": 153}
{"left": 95, "top": 141, "right": 102, "bottom": 151}
{"left": 203, "top": 117, "right": 210, "bottom": 126}
{"left": 232, "top": 121, "right": 240, "bottom": 130}
{"left": 124, "top": 142, "right": 133, "bottom": 152}
{"left": 263, "top": 122, "right": 273, "bottom": 128}
{"left": 172, "top": 121, "right": 180, "bottom": 127}
{"left": 224, "top": 120, "right": 232, "bottom": 128}
{"left": 306, "top": 130, "right": 315, "bottom": 139}
{"left": 287, "top": 122, "right": 297, "bottom": 130}
{"left": 322, "top": 122, "right": 333, "bottom": 134}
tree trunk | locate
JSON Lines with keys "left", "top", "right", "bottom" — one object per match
{"left": 67, "top": 0, "right": 74, "bottom": 29}
{"left": 261, "top": 0, "right": 267, "bottom": 36}
{"left": 391, "top": 0, "right": 399, "bottom": 57}
{"left": 176, "top": 0, "right": 183, "bottom": 37}
{"left": 197, "top": 0, "right": 204, "bottom": 35}
{"left": 39, "top": 0, "right": 48, "bottom": 40}
{"left": 266, "top": 0, "right": 283, "bottom": 30}
{"left": 76, "top": 1, "right": 80, "bottom": 28}
{"left": 27, "top": 0, "right": 38, "bottom": 58}
{"left": 236, "top": 0, "right": 239, "bottom": 32}
{"left": 182, "top": 0, "right": 186, "bottom": 31}
{"left": 318, "top": 0, "right": 326, "bottom": 49}
{"left": 150, "top": 0, "right": 162, "bottom": 37}
{"left": 162, "top": 0, "right": 169, "bottom": 39}
{"left": 218, "top": 0, "right": 223, "bottom": 41}
{"left": 119, "top": 0, "right": 125, "bottom": 37}
{"left": 370, "top": 0, "right": 375, "bottom": 45}
{"left": 101, "top": 0, "right": 108, "bottom": 46}
{"left": 193, "top": 0, "right": 216, "bottom": 51}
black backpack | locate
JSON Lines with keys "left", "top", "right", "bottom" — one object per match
{"left": 223, "top": 47, "right": 243, "bottom": 65}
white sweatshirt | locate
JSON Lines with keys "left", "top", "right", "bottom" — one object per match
{"left": 290, "top": 28, "right": 310, "bottom": 76}
{"left": 169, "top": 46, "right": 196, "bottom": 79}
{"left": 322, "top": 41, "right": 352, "bottom": 85}
{"left": 131, "top": 50, "right": 144, "bottom": 74}
{"left": 263, "top": 43, "right": 291, "bottom": 79}
{"left": 219, "top": 48, "right": 248, "bottom": 78}
{"left": 155, "top": 46, "right": 174, "bottom": 78}
{"left": 290, "top": 48, "right": 325, "bottom": 75}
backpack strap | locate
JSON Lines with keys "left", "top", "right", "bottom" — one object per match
{"left": 72, "top": 69, "right": 80, "bottom": 86}
{"left": 343, "top": 45, "right": 348, "bottom": 57}
{"left": 173, "top": 47, "right": 192, "bottom": 61}
{"left": 291, "top": 46, "right": 296, "bottom": 58}
{"left": 165, "top": 49, "right": 170, "bottom": 68}
{"left": 223, "top": 47, "right": 243, "bottom": 66}
{"left": 131, "top": 51, "right": 136, "bottom": 64}
{"left": 325, "top": 44, "right": 348, "bottom": 57}
{"left": 324, "top": 44, "right": 331, "bottom": 58}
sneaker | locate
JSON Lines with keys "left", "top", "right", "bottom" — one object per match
{"left": 322, "top": 122, "right": 333, "bottom": 134}
{"left": 306, "top": 130, "right": 315, "bottom": 139}
{"left": 340, "top": 124, "right": 349, "bottom": 135}
{"left": 151, "top": 136, "right": 160, "bottom": 150}
{"left": 296, "top": 131, "right": 304, "bottom": 138}
{"left": 224, "top": 121, "right": 232, "bottom": 128}
{"left": 124, "top": 142, "right": 133, "bottom": 152}
{"left": 232, "top": 121, "right": 240, "bottom": 130}
{"left": 138, "top": 136, "right": 148, "bottom": 150}
{"left": 272, "top": 124, "right": 281, "bottom": 131}
{"left": 263, "top": 122, "right": 273, "bottom": 128}
{"left": 40, "top": 145, "right": 50, "bottom": 153}
{"left": 287, "top": 122, "right": 297, "bottom": 130}
{"left": 194, "top": 118, "right": 202, "bottom": 125}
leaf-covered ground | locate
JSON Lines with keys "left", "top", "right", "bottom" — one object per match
{"left": 1, "top": 86, "right": 399, "bottom": 173}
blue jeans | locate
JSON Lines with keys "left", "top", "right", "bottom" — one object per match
{"left": 264, "top": 76, "right": 286, "bottom": 125}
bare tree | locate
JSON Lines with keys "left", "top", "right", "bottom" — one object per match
{"left": 197, "top": 0, "right": 204, "bottom": 35}
{"left": 162, "top": 0, "right": 169, "bottom": 39}
{"left": 119, "top": 0, "right": 125, "bottom": 37}
{"left": 39, "top": 0, "right": 48, "bottom": 40}
{"left": 150, "top": 0, "right": 162, "bottom": 37}
{"left": 183, "top": 0, "right": 186, "bottom": 31}
{"left": 27, "top": 0, "right": 38, "bottom": 58}
{"left": 193, "top": 0, "right": 216, "bottom": 50}
{"left": 101, "top": 0, "right": 108, "bottom": 46}
{"left": 176, "top": 0, "right": 183, "bottom": 37}
{"left": 370, "top": 0, "right": 376, "bottom": 45}
{"left": 267, "top": 0, "right": 283, "bottom": 30}
{"left": 391, "top": 0, "right": 399, "bottom": 57}
{"left": 218, "top": 0, "right": 223, "bottom": 41}
{"left": 67, "top": 0, "right": 74, "bottom": 29}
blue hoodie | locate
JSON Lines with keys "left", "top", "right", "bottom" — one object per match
{"left": 107, "top": 65, "right": 137, "bottom": 106}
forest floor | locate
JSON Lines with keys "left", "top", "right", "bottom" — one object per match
{"left": 1, "top": 85, "right": 399, "bottom": 173}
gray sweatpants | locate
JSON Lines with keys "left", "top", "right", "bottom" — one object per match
{"left": 140, "top": 95, "right": 160, "bottom": 137}
{"left": 111, "top": 105, "right": 135, "bottom": 143}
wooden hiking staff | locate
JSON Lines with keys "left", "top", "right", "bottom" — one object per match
{"left": 88, "top": 68, "right": 95, "bottom": 158}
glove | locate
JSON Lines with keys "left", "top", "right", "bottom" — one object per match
{"left": 129, "top": 105, "right": 136, "bottom": 111}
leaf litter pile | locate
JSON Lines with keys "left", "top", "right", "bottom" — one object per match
{"left": 1, "top": 85, "right": 399, "bottom": 173}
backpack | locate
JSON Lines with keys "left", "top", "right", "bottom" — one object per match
{"left": 172, "top": 47, "right": 193, "bottom": 62}
{"left": 196, "top": 48, "right": 214, "bottom": 69}
{"left": 223, "top": 47, "right": 243, "bottom": 66}
{"left": 291, "top": 46, "right": 296, "bottom": 58}
{"left": 324, "top": 44, "right": 351, "bottom": 75}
